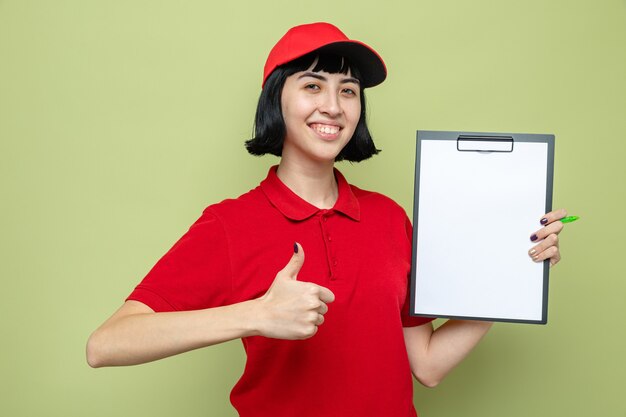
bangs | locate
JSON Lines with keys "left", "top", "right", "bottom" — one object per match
{"left": 286, "top": 52, "right": 363, "bottom": 82}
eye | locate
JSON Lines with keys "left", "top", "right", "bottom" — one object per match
{"left": 304, "top": 83, "right": 320, "bottom": 91}
{"left": 342, "top": 87, "right": 358, "bottom": 96}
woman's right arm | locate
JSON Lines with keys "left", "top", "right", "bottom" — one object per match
{"left": 86, "top": 243, "right": 333, "bottom": 367}
{"left": 87, "top": 299, "right": 261, "bottom": 367}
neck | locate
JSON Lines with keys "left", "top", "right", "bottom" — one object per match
{"left": 276, "top": 158, "right": 338, "bottom": 209}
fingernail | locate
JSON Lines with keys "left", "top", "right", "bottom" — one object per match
{"left": 530, "top": 234, "right": 538, "bottom": 242}
{"left": 293, "top": 242, "right": 298, "bottom": 253}
{"left": 529, "top": 249, "right": 537, "bottom": 255}
{"left": 540, "top": 218, "right": 548, "bottom": 225}
{"left": 532, "top": 255, "right": 540, "bottom": 261}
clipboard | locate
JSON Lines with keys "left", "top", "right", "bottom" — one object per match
{"left": 410, "top": 130, "right": 555, "bottom": 324}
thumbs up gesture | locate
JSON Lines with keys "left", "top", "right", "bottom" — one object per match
{"left": 256, "top": 243, "right": 335, "bottom": 340}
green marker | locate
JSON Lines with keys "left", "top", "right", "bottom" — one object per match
{"left": 560, "top": 216, "right": 580, "bottom": 223}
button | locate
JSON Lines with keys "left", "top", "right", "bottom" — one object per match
{"left": 333, "top": 260, "right": 338, "bottom": 266}
{"left": 327, "top": 235, "right": 332, "bottom": 241}
{"left": 322, "top": 217, "right": 327, "bottom": 222}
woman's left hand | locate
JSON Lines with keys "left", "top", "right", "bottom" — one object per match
{"left": 528, "top": 208, "right": 568, "bottom": 267}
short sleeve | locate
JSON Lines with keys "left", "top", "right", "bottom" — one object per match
{"left": 401, "top": 216, "right": 435, "bottom": 327}
{"left": 126, "top": 208, "right": 233, "bottom": 312}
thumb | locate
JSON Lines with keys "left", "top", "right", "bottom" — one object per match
{"left": 279, "top": 242, "right": 305, "bottom": 280}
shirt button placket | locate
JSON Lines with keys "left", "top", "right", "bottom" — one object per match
{"left": 320, "top": 211, "right": 337, "bottom": 280}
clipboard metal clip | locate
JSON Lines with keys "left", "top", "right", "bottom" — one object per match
{"left": 457, "top": 135, "right": 514, "bottom": 153}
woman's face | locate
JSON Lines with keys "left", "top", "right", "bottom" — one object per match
{"left": 280, "top": 66, "right": 361, "bottom": 165}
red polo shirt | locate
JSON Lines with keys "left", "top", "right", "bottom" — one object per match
{"left": 127, "top": 166, "right": 433, "bottom": 417}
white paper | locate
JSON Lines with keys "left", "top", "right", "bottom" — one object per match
{"left": 413, "top": 139, "right": 548, "bottom": 321}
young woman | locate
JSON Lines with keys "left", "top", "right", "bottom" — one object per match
{"left": 87, "top": 22, "right": 567, "bottom": 417}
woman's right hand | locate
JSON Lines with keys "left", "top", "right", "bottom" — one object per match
{"left": 254, "top": 243, "right": 335, "bottom": 340}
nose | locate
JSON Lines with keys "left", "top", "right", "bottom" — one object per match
{"left": 318, "top": 91, "right": 342, "bottom": 117}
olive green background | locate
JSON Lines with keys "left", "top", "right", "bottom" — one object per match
{"left": 1, "top": 1, "right": 625, "bottom": 416}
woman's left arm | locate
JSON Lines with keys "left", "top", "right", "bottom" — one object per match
{"left": 403, "top": 319, "right": 493, "bottom": 388}
{"left": 404, "top": 208, "right": 569, "bottom": 387}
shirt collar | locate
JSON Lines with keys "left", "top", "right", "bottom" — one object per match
{"left": 260, "top": 165, "right": 360, "bottom": 222}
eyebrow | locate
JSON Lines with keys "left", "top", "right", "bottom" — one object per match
{"left": 297, "top": 72, "right": 361, "bottom": 85}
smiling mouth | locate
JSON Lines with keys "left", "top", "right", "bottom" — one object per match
{"left": 309, "top": 123, "right": 341, "bottom": 136}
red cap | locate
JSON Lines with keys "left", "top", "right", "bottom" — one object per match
{"left": 262, "top": 22, "right": 387, "bottom": 88}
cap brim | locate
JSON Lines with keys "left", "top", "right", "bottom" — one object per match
{"left": 316, "top": 41, "right": 387, "bottom": 88}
